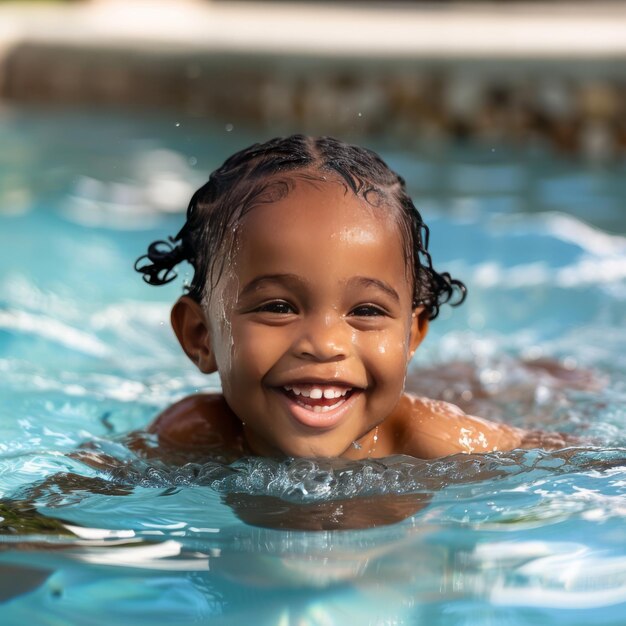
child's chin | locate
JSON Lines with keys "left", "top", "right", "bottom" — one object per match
{"left": 279, "top": 437, "right": 347, "bottom": 459}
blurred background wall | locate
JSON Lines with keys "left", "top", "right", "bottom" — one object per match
{"left": 0, "top": 1, "right": 625, "bottom": 164}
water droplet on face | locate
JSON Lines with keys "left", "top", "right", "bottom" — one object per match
{"left": 189, "top": 156, "right": 197, "bottom": 166}
{"left": 175, "top": 122, "right": 181, "bottom": 128}
{"left": 225, "top": 124, "right": 234, "bottom": 132}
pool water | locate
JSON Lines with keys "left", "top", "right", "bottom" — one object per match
{"left": 0, "top": 108, "right": 625, "bottom": 625}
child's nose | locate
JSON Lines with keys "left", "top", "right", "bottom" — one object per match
{"left": 294, "top": 312, "right": 350, "bottom": 362}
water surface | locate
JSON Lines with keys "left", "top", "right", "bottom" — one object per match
{"left": 0, "top": 108, "right": 625, "bottom": 625}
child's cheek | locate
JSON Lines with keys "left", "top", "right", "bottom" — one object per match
{"left": 362, "top": 332, "right": 410, "bottom": 383}
{"left": 228, "top": 321, "right": 275, "bottom": 379}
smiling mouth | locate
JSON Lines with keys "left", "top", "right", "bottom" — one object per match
{"left": 280, "top": 384, "right": 355, "bottom": 414}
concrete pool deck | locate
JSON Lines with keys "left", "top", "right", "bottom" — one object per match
{"left": 0, "top": 1, "right": 625, "bottom": 158}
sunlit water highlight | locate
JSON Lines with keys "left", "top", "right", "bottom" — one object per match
{"left": 0, "top": 109, "right": 625, "bottom": 625}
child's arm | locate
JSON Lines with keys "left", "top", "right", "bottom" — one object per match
{"left": 393, "top": 393, "right": 571, "bottom": 459}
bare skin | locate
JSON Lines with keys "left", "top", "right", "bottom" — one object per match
{"left": 148, "top": 175, "right": 574, "bottom": 462}
{"left": 148, "top": 390, "right": 529, "bottom": 460}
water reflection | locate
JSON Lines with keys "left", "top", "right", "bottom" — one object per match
{"left": 223, "top": 492, "right": 430, "bottom": 531}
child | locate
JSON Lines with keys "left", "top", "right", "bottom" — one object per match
{"left": 135, "top": 135, "right": 569, "bottom": 461}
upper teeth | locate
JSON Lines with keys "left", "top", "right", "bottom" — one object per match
{"left": 283, "top": 385, "right": 350, "bottom": 399}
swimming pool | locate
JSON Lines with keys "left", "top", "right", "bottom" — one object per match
{"left": 0, "top": 108, "right": 625, "bottom": 625}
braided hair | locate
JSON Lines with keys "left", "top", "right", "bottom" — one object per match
{"left": 135, "top": 135, "right": 466, "bottom": 320}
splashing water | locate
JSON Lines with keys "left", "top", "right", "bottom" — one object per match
{"left": 0, "top": 110, "right": 625, "bottom": 625}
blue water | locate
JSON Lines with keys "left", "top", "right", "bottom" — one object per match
{"left": 0, "top": 108, "right": 625, "bottom": 625}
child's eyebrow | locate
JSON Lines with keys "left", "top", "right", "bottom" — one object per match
{"left": 349, "top": 277, "right": 400, "bottom": 303}
{"left": 239, "top": 274, "right": 303, "bottom": 297}
{"left": 238, "top": 274, "right": 400, "bottom": 303}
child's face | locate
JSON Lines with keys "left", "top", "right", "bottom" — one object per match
{"left": 183, "top": 177, "right": 427, "bottom": 458}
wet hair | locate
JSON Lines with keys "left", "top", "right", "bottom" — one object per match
{"left": 135, "top": 135, "right": 466, "bottom": 320}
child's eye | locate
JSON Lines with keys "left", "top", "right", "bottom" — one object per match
{"left": 253, "top": 300, "right": 296, "bottom": 315}
{"left": 350, "top": 304, "right": 387, "bottom": 317}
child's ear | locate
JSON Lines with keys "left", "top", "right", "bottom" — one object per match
{"left": 170, "top": 296, "right": 218, "bottom": 374}
{"left": 408, "top": 307, "right": 429, "bottom": 360}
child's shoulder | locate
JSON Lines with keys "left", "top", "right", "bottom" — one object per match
{"left": 388, "top": 393, "right": 524, "bottom": 458}
{"left": 148, "top": 393, "right": 245, "bottom": 454}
